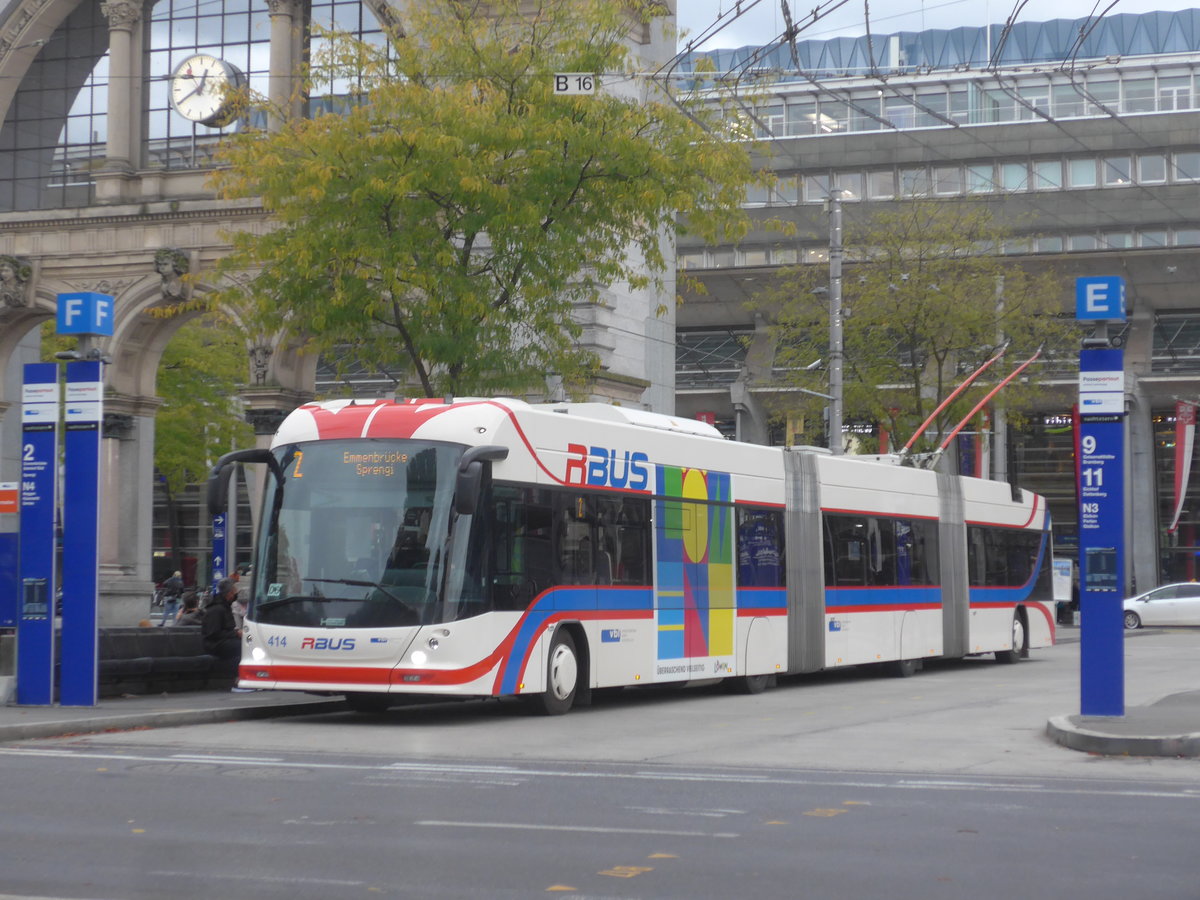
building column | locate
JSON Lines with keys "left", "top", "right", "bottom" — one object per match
{"left": 95, "top": 1, "right": 144, "bottom": 202}
{"left": 265, "top": 0, "right": 304, "bottom": 130}
{"left": 97, "top": 398, "right": 159, "bottom": 625}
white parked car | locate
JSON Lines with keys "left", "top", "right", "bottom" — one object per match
{"left": 1122, "top": 582, "right": 1200, "bottom": 629}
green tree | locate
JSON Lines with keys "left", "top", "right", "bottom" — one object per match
{"left": 757, "top": 200, "right": 1078, "bottom": 455}
{"left": 155, "top": 316, "right": 254, "bottom": 571}
{"left": 210, "top": 0, "right": 757, "bottom": 397}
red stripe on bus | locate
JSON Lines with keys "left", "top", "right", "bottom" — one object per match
{"left": 825, "top": 603, "right": 942, "bottom": 613}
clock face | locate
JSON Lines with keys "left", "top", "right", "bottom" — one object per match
{"left": 169, "top": 54, "right": 241, "bottom": 126}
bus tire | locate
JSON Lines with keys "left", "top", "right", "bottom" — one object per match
{"left": 732, "top": 673, "right": 773, "bottom": 694}
{"left": 995, "top": 612, "right": 1026, "bottom": 664}
{"left": 345, "top": 692, "right": 392, "bottom": 713}
{"left": 886, "top": 658, "right": 920, "bottom": 678}
{"left": 531, "top": 629, "right": 579, "bottom": 716}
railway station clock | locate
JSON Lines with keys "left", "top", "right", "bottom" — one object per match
{"left": 169, "top": 54, "right": 244, "bottom": 127}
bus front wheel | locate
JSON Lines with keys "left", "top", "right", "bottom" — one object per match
{"left": 531, "top": 630, "right": 579, "bottom": 716}
{"left": 995, "top": 613, "right": 1026, "bottom": 664}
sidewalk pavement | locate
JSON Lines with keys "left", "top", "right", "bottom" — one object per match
{"left": 0, "top": 689, "right": 346, "bottom": 743}
{"left": 0, "top": 630, "right": 1197, "bottom": 757}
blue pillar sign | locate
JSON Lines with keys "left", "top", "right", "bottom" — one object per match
{"left": 16, "top": 363, "right": 59, "bottom": 706}
{"left": 212, "top": 513, "right": 226, "bottom": 583}
{"left": 1078, "top": 346, "right": 1125, "bottom": 717}
{"left": 59, "top": 360, "right": 104, "bottom": 706}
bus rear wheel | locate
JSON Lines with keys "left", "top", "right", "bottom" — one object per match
{"left": 530, "top": 630, "right": 579, "bottom": 716}
{"left": 886, "top": 658, "right": 921, "bottom": 678}
{"left": 995, "top": 613, "right": 1026, "bottom": 664}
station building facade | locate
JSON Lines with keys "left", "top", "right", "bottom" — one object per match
{"left": 0, "top": 0, "right": 676, "bottom": 620}
{"left": 674, "top": 11, "right": 1200, "bottom": 592}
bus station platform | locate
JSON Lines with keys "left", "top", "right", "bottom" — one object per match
{"left": 0, "top": 675, "right": 1197, "bottom": 758}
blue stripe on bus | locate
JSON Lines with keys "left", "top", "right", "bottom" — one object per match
{"left": 736, "top": 588, "right": 787, "bottom": 611}
{"left": 825, "top": 586, "right": 942, "bottom": 611}
{"left": 498, "top": 587, "right": 654, "bottom": 694}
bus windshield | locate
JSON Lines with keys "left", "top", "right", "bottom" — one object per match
{"left": 251, "top": 439, "right": 469, "bottom": 629}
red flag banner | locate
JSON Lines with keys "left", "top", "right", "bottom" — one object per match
{"left": 1170, "top": 401, "right": 1196, "bottom": 533}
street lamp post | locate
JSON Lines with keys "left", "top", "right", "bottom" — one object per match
{"left": 826, "top": 189, "right": 844, "bottom": 455}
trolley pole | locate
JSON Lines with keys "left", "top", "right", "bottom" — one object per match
{"left": 827, "top": 189, "right": 844, "bottom": 455}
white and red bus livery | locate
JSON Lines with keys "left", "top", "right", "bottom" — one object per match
{"left": 208, "top": 397, "right": 1054, "bottom": 713}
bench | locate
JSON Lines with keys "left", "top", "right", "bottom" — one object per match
{"left": 95, "top": 626, "right": 238, "bottom": 697}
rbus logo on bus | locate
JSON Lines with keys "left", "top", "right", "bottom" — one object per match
{"left": 301, "top": 637, "right": 357, "bottom": 651}
{"left": 564, "top": 443, "right": 650, "bottom": 491}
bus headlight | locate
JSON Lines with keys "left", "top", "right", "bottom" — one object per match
{"left": 410, "top": 650, "right": 427, "bottom": 666}
{"left": 427, "top": 637, "right": 439, "bottom": 650}
{"left": 251, "top": 646, "right": 267, "bottom": 662}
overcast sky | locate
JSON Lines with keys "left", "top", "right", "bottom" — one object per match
{"left": 675, "top": 0, "right": 1200, "bottom": 49}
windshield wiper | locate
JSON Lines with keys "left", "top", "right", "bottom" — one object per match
{"left": 256, "top": 594, "right": 342, "bottom": 611}
{"left": 304, "top": 577, "right": 420, "bottom": 615}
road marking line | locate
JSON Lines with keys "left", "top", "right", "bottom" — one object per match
{"left": 151, "top": 870, "right": 363, "bottom": 887}
{"left": 4, "top": 749, "right": 1198, "bottom": 801}
{"left": 170, "top": 754, "right": 284, "bottom": 763}
{"left": 417, "top": 820, "right": 738, "bottom": 838}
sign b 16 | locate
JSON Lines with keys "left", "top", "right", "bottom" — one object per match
{"left": 554, "top": 73, "right": 596, "bottom": 95}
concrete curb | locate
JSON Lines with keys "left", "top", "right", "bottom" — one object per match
{"left": 0, "top": 698, "right": 346, "bottom": 743}
{"left": 1046, "top": 715, "right": 1200, "bottom": 758}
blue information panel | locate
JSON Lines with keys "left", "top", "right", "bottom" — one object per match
{"left": 1078, "top": 347, "right": 1125, "bottom": 717}
{"left": 59, "top": 360, "right": 103, "bottom": 706}
{"left": 17, "top": 363, "right": 59, "bottom": 706}
{"left": 212, "top": 513, "right": 227, "bottom": 583}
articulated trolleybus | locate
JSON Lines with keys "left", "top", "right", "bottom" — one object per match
{"left": 207, "top": 397, "right": 1054, "bottom": 714}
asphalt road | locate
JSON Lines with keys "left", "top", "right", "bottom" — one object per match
{"left": 2, "top": 630, "right": 1198, "bottom": 899}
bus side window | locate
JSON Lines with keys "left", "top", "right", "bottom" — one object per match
{"left": 825, "top": 514, "right": 867, "bottom": 586}
{"left": 737, "top": 508, "right": 784, "bottom": 588}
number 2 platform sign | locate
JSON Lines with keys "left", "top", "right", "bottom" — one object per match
{"left": 1078, "top": 346, "right": 1125, "bottom": 717}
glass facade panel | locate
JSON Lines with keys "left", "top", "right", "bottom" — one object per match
{"left": 1068, "top": 158, "right": 1097, "bottom": 187}
{"left": 899, "top": 167, "right": 930, "bottom": 196}
{"left": 1086, "top": 79, "right": 1120, "bottom": 113}
{"left": 867, "top": 169, "right": 895, "bottom": 199}
{"left": 834, "top": 172, "right": 863, "bottom": 200}
{"left": 1138, "top": 154, "right": 1167, "bottom": 183}
{"left": 1000, "top": 162, "right": 1028, "bottom": 191}
{"left": 1070, "top": 234, "right": 1100, "bottom": 251}
{"left": 1159, "top": 75, "right": 1192, "bottom": 110}
{"left": 1036, "top": 236, "right": 1064, "bottom": 253}
{"left": 1123, "top": 77, "right": 1156, "bottom": 113}
{"left": 915, "top": 90, "right": 948, "bottom": 126}
{"left": 786, "top": 101, "right": 816, "bottom": 136}
{"left": 1032, "top": 160, "right": 1062, "bottom": 190}
{"left": 1053, "top": 83, "right": 1085, "bottom": 117}
{"left": 933, "top": 165, "right": 963, "bottom": 194}
{"left": 804, "top": 173, "right": 831, "bottom": 202}
{"left": 849, "top": 96, "right": 882, "bottom": 132}
{"left": 966, "top": 164, "right": 995, "bottom": 193}
{"left": 1102, "top": 156, "right": 1132, "bottom": 185}
{"left": 1138, "top": 230, "right": 1168, "bottom": 248}
{"left": 816, "top": 100, "right": 848, "bottom": 133}
{"left": 1173, "top": 152, "right": 1200, "bottom": 181}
